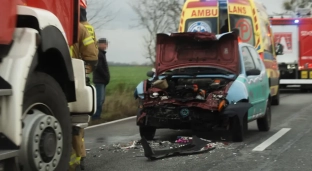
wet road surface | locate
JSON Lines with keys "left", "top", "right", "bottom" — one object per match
{"left": 83, "top": 89, "right": 312, "bottom": 171}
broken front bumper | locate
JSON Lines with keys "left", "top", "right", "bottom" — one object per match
{"left": 137, "top": 102, "right": 253, "bottom": 129}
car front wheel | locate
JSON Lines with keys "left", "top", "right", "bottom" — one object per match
{"left": 229, "top": 114, "right": 247, "bottom": 142}
{"left": 257, "top": 100, "right": 271, "bottom": 132}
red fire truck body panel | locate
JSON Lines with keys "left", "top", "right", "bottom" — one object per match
{"left": 299, "top": 22, "right": 312, "bottom": 69}
{"left": 0, "top": 0, "right": 78, "bottom": 46}
{"left": 0, "top": 0, "right": 17, "bottom": 45}
{"left": 271, "top": 18, "right": 312, "bottom": 70}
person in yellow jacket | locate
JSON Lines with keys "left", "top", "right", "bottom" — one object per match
{"left": 69, "top": 1, "right": 98, "bottom": 170}
{"left": 70, "top": 22, "right": 98, "bottom": 74}
{"left": 79, "top": 2, "right": 99, "bottom": 170}
{"left": 69, "top": 23, "right": 97, "bottom": 171}
{"left": 80, "top": 2, "right": 97, "bottom": 43}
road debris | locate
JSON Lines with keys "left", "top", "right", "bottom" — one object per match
{"left": 141, "top": 135, "right": 217, "bottom": 160}
{"left": 110, "top": 136, "right": 229, "bottom": 152}
{"left": 88, "top": 135, "right": 232, "bottom": 160}
{"left": 175, "top": 137, "right": 192, "bottom": 143}
{"left": 121, "top": 141, "right": 137, "bottom": 150}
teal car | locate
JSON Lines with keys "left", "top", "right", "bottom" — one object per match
{"left": 134, "top": 32, "right": 271, "bottom": 142}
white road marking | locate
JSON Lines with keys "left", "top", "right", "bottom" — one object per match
{"left": 85, "top": 116, "right": 136, "bottom": 130}
{"left": 252, "top": 128, "right": 291, "bottom": 152}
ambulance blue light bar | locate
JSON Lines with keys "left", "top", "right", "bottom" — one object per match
{"left": 294, "top": 19, "right": 299, "bottom": 23}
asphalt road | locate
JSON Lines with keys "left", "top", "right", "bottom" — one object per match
{"left": 83, "top": 89, "right": 312, "bottom": 171}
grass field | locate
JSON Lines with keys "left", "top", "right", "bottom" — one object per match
{"left": 89, "top": 65, "right": 152, "bottom": 125}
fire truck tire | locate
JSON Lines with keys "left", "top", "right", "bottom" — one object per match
{"left": 21, "top": 71, "right": 71, "bottom": 171}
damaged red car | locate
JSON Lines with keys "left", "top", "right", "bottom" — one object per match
{"left": 134, "top": 32, "right": 271, "bottom": 142}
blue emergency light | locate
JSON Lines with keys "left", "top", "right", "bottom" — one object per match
{"left": 294, "top": 19, "right": 299, "bottom": 23}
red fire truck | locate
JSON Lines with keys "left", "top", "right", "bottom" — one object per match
{"left": 270, "top": 17, "right": 312, "bottom": 91}
{"left": 0, "top": 0, "right": 96, "bottom": 170}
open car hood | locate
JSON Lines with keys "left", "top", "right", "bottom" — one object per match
{"left": 155, "top": 32, "right": 240, "bottom": 76}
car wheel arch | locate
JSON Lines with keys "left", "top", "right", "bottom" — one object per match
{"left": 238, "top": 98, "right": 249, "bottom": 103}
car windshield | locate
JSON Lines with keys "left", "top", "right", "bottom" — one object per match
{"left": 229, "top": 14, "right": 255, "bottom": 46}
{"left": 185, "top": 18, "right": 218, "bottom": 33}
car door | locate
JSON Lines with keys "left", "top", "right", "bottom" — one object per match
{"left": 241, "top": 46, "right": 260, "bottom": 119}
{"left": 248, "top": 47, "right": 268, "bottom": 113}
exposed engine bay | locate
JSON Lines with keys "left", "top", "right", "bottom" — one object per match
{"left": 143, "top": 76, "right": 233, "bottom": 111}
{"left": 138, "top": 76, "right": 234, "bottom": 129}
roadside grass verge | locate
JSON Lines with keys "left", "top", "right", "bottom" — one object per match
{"left": 88, "top": 66, "right": 151, "bottom": 125}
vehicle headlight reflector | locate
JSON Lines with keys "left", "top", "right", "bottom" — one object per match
{"left": 218, "top": 100, "right": 227, "bottom": 112}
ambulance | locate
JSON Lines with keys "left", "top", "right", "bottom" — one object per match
{"left": 270, "top": 17, "right": 312, "bottom": 92}
{"left": 178, "top": 0, "right": 282, "bottom": 105}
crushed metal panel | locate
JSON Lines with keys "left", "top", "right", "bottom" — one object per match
{"left": 141, "top": 135, "right": 216, "bottom": 160}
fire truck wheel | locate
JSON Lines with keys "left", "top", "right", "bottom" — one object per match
{"left": 20, "top": 72, "right": 71, "bottom": 171}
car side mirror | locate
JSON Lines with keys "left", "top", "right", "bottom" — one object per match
{"left": 275, "top": 43, "right": 284, "bottom": 55}
{"left": 146, "top": 71, "right": 155, "bottom": 77}
{"left": 246, "top": 69, "right": 261, "bottom": 76}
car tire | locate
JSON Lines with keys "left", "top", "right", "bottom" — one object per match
{"left": 257, "top": 100, "right": 271, "bottom": 132}
{"left": 139, "top": 126, "right": 156, "bottom": 140}
{"left": 229, "top": 115, "right": 246, "bottom": 142}
{"left": 271, "top": 87, "right": 280, "bottom": 106}
{"left": 22, "top": 72, "right": 71, "bottom": 171}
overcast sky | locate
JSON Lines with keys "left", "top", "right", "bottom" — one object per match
{"left": 89, "top": 0, "right": 286, "bottom": 64}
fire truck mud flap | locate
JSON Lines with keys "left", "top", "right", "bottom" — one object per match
{"left": 141, "top": 135, "right": 215, "bottom": 160}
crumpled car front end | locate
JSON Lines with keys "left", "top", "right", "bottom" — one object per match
{"left": 139, "top": 76, "right": 231, "bottom": 129}
{"left": 134, "top": 32, "right": 253, "bottom": 140}
{"left": 135, "top": 76, "right": 251, "bottom": 131}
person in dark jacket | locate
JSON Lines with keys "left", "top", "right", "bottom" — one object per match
{"left": 92, "top": 38, "right": 110, "bottom": 120}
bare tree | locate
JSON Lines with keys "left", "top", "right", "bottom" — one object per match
{"left": 86, "top": 0, "right": 118, "bottom": 30}
{"left": 283, "top": 0, "right": 312, "bottom": 12}
{"left": 130, "top": 0, "right": 183, "bottom": 64}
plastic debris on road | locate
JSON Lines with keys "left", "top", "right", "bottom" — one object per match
{"left": 108, "top": 136, "right": 228, "bottom": 152}
{"left": 120, "top": 141, "right": 137, "bottom": 150}
{"left": 141, "top": 135, "right": 217, "bottom": 160}
{"left": 87, "top": 135, "right": 232, "bottom": 159}
{"left": 175, "top": 136, "right": 192, "bottom": 143}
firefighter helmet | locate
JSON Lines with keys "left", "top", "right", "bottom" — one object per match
{"left": 80, "top": 0, "right": 87, "bottom": 9}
